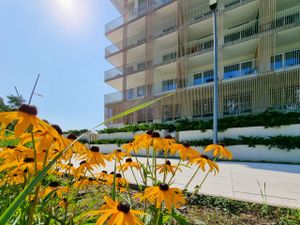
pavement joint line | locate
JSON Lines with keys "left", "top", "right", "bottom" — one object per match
{"left": 234, "top": 191, "right": 297, "bottom": 201}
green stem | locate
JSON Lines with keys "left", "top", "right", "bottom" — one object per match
{"left": 130, "top": 167, "right": 139, "bottom": 187}
{"left": 30, "top": 129, "right": 37, "bottom": 174}
{"left": 168, "top": 159, "right": 181, "bottom": 185}
{"left": 112, "top": 158, "right": 117, "bottom": 200}
{"left": 184, "top": 166, "right": 200, "bottom": 191}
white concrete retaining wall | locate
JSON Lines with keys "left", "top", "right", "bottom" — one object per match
{"left": 179, "top": 124, "right": 300, "bottom": 141}
{"left": 97, "top": 130, "right": 170, "bottom": 140}
{"left": 92, "top": 144, "right": 300, "bottom": 163}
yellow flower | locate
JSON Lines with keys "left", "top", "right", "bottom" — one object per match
{"left": 74, "top": 177, "right": 98, "bottom": 189}
{"left": 40, "top": 181, "right": 69, "bottom": 199}
{"left": 188, "top": 155, "right": 219, "bottom": 174}
{"left": 118, "top": 158, "right": 140, "bottom": 172}
{"left": 122, "top": 142, "right": 139, "bottom": 154}
{"left": 142, "top": 184, "right": 185, "bottom": 212}
{"left": 156, "top": 160, "right": 181, "bottom": 175}
{"left": 0, "top": 168, "right": 26, "bottom": 186}
{"left": 78, "top": 146, "right": 106, "bottom": 167}
{"left": 89, "top": 196, "right": 144, "bottom": 225}
{"left": 205, "top": 144, "right": 233, "bottom": 160}
{"left": 170, "top": 143, "right": 200, "bottom": 160}
{"left": 132, "top": 131, "right": 153, "bottom": 149}
{"left": 75, "top": 160, "right": 96, "bottom": 177}
{"left": 106, "top": 149, "right": 128, "bottom": 161}
{"left": 0, "top": 105, "right": 54, "bottom": 137}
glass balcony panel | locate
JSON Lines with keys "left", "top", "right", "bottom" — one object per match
{"left": 104, "top": 91, "right": 123, "bottom": 104}
{"left": 154, "top": 47, "right": 177, "bottom": 66}
{"left": 186, "top": 36, "right": 214, "bottom": 56}
{"left": 188, "top": 3, "right": 212, "bottom": 25}
{"left": 104, "top": 67, "right": 123, "bottom": 81}
{"left": 203, "top": 70, "right": 214, "bottom": 83}
{"left": 285, "top": 49, "right": 300, "bottom": 68}
{"left": 194, "top": 72, "right": 203, "bottom": 86}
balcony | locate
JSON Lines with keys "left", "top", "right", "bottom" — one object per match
{"left": 104, "top": 91, "right": 123, "bottom": 104}
{"left": 105, "top": 0, "right": 175, "bottom": 35}
{"left": 223, "top": 6, "right": 300, "bottom": 47}
{"left": 224, "top": 20, "right": 259, "bottom": 47}
{"left": 154, "top": 78, "right": 177, "bottom": 95}
{"left": 224, "top": 58, "right": 258, "bottom": 80}
{"left": 104, "top": 66, "right": 123, "bottom": 81}
{"left": 186, "top": 35, "right": 214, "bottom": 57}
{"left": 154, "top": 47, "right": 177, "bottom": 67}
{"left": 188, "top": 3, "right": 212, "bottom": 26}
{"left": 126, "top": 85, "right": 146, "bottom": 100}
{"left": 224, "top": 0, "right": 256, "bottom": 11}
{"left": 271, "top": 49, "right": 300, "bottom": 72}
{"left": 154, "top": 16, "right": 177, "bottom": 38}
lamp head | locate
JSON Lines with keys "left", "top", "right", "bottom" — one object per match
{"left": 209, "top": 0, "right": 217, "bottom": 11}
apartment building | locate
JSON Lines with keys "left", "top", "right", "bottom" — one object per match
{"left": 104, "top": 0, "right": 300, "bottom": 127}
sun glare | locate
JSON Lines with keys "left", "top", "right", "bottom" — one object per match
{"left": 56, "top": 0, "right": 75, "bottom": 10}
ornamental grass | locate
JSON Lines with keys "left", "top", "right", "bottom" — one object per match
{"left": 0, "top": 102, "right": 232, "bottom": 225}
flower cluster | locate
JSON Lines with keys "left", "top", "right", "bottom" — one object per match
{"left": 0, "top": 106, "right": 232, "bottom": 225}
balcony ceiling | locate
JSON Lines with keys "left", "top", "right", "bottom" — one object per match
{"left": 155, "top": 62, "right": 176, "bottom": 75}
{"left": 277, "top": 0, "right": 300, "bottom": 11}
{"left": 127, "top": 71, "right": 145, "bottom": 89}
{"left": 106, "top": 77, "right": 123, "bottom": 91}
{"left": 155, "top": 1, "right": 177, "bottom": 20}
{"left": 276, "top": 26, "right": 300, "bottom": 48}
{"left": 188, "top": 19, "right": 213, "bottom": 41}
{"left": 224, "top": 0, "right": 259, "bottom": 29}
{"left": 223, "top": 39, "right": 258, "bottom": 60}
{"left": 154, "top": 32, "right": 177, "bottom": 51}
{"left": 187, "top": 52, "right": 213, "bottom": 68}
{"left": 127, "top": 17, "right": 146, "bottom": 37}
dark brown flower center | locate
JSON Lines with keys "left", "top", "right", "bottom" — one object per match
{"left": 13, "top": 174, "right": 18, "bottom": 177}
{"left": 116, "top": 173, "right": 122, "bottom": 178}
{"left": 52, "top": 124, "right": 63, "bottom": 135}
{"left": 67, "top": 133, "right": 78, "bottom": 140}
{"left": 6, "top": 145, "right": 16, "bottom": 149}
{"left": 23, "top": 157, "right": 34, "bottom": 163}
{"left": 116, "top": 149, "right": 122, "bottom": 153}
{"left": 164, "top": 135, "right": 173, "bottom": 139}
{"left": 151, "top": 132, "right": 160, "bottom": 138}
{"left": 219, "top": 143, "right": 225, "bottom": 147}
{"left": 159, "top": 183, "right": 169, "bottom": 191}
{"left": 79, "top": 160, "right": 86, "bottom": 165}
{"left": 102, "top": 170, "right": 107, "bottom": 174}
{"left": 18, "top": 104, "right": 38, "bottom": 116}
{"left": 117, "top": 202, "right": 130, "bottom": 213}
{"left": 24, "top": 168, "right": 28, "bottom": 173}
{"left": 49, "top": 181, "right": 60, "bottom": 187}
{"left": 166, "top": 160, "right": 171, "bottom": 166}
{"left": 183, "top": 143, "right": 190, "bottom": 148}
{"left": 200, "top": 155, "right": 209, "bottom": 160}
{"left": 110, "top": 172, "right": 115, "bottom": 175}
{"left": 68, "top": 163, "right": 73, "bottom": 167}
{"left": 125, "top": 158, "right": 132, "bottom": 163}
{"left": 146, "top": 130, "right": 153, "bottom": 135}
{"left": 90, "top": 146, "right": 100, "bottom": 152}
{"left": 88, "top": 177, "right": 95, "bottom": 181}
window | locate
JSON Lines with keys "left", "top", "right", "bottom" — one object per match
{"left": 162, "top": 52, "right": 176, "bottom": 63}
{"left": 285, "top": 50, "right": 300, "bottom": 68}
{"left": 162, "top": 79, "right": 176, "bottom": 92}
{"left": 162, "top": 105, "right": 173, "bottom": 121}
{"left": 224, "top": 64, "right": 240, "bottom": 79}
{"left": 137, "top": 86, "right": 145, "bottom": 97}
{"left": 203, "top": 70, "right": 214, "bottom": 83}
{"left": 193, "top": 99, "right": 213, "bottom": 118}
{"left": 127, "top": 89, "right": 134, "bottom": 100}
{"left": 193, "top": 72, "right": 202, "bottom": 86}
{"left": 271, "top": 54, "right": 283, "bottom": 70}
{"left": 241, "top": 61, "right": 255, "bottom": 75}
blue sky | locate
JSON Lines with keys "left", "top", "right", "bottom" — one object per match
{"left": 0, "top": 0, "right": 119, "bottom": 131}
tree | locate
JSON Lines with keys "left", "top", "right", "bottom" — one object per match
{"left": 0, "top": 94, "right": 25, "bottom": 112}
{"left": 6, "top": 94, "right": 25, "bottom": 110}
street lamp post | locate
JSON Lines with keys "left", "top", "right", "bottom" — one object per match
{"left": 209, "top": 0, "right": 218, "bottom": 144}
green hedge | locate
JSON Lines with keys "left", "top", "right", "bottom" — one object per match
{"left": 90, "top": 136, "right": 300, "bottom": 151}
{"left": 98, "top": 111, "right": 300, "bottom": 133}
{"left": 186, "top": 135, "right": 300, "bottom": 150}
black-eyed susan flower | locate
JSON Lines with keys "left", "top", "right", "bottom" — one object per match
{"left": 0, "top": 168, "right": 26, "bottom": 186}
{"left": 106, "top": 149, "right": 128, "bottom": 161}
{"left": 170, "top": 143, "right": 200, "bottom": 160}
{"left": 79, "top": 146, "right": 106, "bottom": 167}
{"left": 122, "top": 141, "right": 139, "bottom": 154}
{"left": 188, "top": 155, "right": 219, "bottom": 174}
{"left": 40, "top": 181, "right": 69, "bottom": 199}
{"left": 156, "top": 160, "right": 181, "bottom": 175}
{"left": 73, "top": 177, "right": 98, "bottom": 189}
{"left": 75, "top": 160, "right": 95, "bottom": 177}
{"left": 87, "top": 196, "right": 143, "bottom": 225}
{"left": 205, "top": 144, "right": 233, "bottom": 160}
{"left": 132, "top": 130, "right": 153, "bottom": 149}
{"left": 142, "top": 184, "right": 185, "bottom": 212}
{"left": 118, "top": 158, "right": 140, "bottom": 172}
{"left": 0, "top": 104, "right": 54, "bottom": 137}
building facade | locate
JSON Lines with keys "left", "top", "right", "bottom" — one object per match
{"left": 104, "top": 0, "right": 300, "bottom": 127}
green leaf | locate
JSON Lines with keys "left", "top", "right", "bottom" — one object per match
{"left": 0, "top": 93, "right": 174, "bottom": 225}
{"left": 162, "top": 214, "right": 171, "bottom": 224}
{"left": 172, "top": 210, "right": 189, "bottom": 225}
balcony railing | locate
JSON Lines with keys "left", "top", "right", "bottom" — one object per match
{"left": 154, "top": 47, "right": 177, "bottom": 66}
{"left": 154, "top": 16, "right": 177, "bottom": 38}
{"left": 104, "top": 91, "right": 123, "bottom": 104}
{"left": 188, "top": 3, "right": 212, "bottom": 26}
{"left": 104, "top": 66, "right": 123, "bottom": 81}
{"left": 224, "top": 20, "right": 259, "bottom": 46}
{"left": 224, "top": 58, "right": 259, "bottom": 80}
{"left": 272, "top": 5, "right": 300, "bottom": 32}
{"left": 224, "top": 0, "right": 255, "bottom": 11}
{"left": 105, "top": 32, "right": 146, "bottom": 58}
{"left": 106, "top": 0, "right": 174, "bottom": 34}
{"left": 186, "top": 35, "right": 214, "bottom": 57}
{"left": 125, "top": 60, "right": 147, "bottom": 75}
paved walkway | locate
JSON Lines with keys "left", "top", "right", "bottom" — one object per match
{"left": 80, "top": 158, "right": 300, "bottom": 209}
